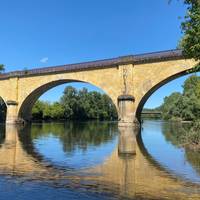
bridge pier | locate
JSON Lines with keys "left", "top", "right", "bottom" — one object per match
{"left": 118, "top": 95, "right": 139, "bottom": 127}
{"left": 118, "top": 94, "right": 139, "bottom": 155}
{"left": 6, "top": 101, "right": 24, "bottom": 124}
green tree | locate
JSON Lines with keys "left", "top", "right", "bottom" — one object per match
{"left": 43, "top": 101, "right": 52, "bottom": 119}
{"left": 77, "top": 88, "right": 90, "bottom": 119}
{"left": 31, "top": 86, "right": 118, "bottom": 121}
{"left": 160, "top": 92, "right": 182, "bottom": 120}
{"left": 159, "top": 75, "right": 200, "bottom": 121}
{"left": 180, "top": 0, "right": 200, "bottom": 71}
{"left": 48, "top": 102, "right": 64, "bottom": 119}
{"left": 32, "top": 100, "right": 46, "bottom": 119}
{"left": 183, "top": 75, "right": 200, "bottom": 97}
{"left": 181, "top": 75, "right": 200, "bottom": 120}
{"left": 0, "top": 64, "right": 5, "bottom": 73}
{"left": 60, "top": 86, "right": 78, "bottom": 119}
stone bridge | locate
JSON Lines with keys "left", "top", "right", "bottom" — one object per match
{"left": 0, "top": 49, "right": 196, "bottom": 125}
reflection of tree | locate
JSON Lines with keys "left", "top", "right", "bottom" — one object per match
{"left": 185, "top": 150, "right": 200, "bottom": 175}
{"left": 30, "top": 122, "right": 118, "bottom": 154}
{"left": 162, "top": 122, "right": 200, "bottom": 175}
{"left": 162, "top": 122, "right": 190, "bottom": 147}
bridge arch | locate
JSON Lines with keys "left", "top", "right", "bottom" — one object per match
{"left": 18, "top": 79, "right": 118, "bottom": 122}
{"left": 0, "top": 50, "right": 196, "bottom": 125}
{"left": 0, "top": 97, "right": 7, "bottom": 123}
{"left": 135, "top": 69, "right": 190, "bottom": 122}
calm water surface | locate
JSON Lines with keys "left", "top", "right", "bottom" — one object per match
{"left": 0, "top": 120, "right": 200, "bottom": 199}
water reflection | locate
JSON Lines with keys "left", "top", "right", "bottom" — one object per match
{"left": 19, "top": 122, "right": 118, "bottom": 169}
{"left": 162, "top": 122, "right": 191, "bottom": 147}
{"left": 31, "top": 122, "right": 118, "bottom": 152}
{"left": 162, "top": 122, "right": 200, "bottom": 177}
{"left": 118, "top": 126, "right": 137, "bottom": 156}
{"left": 0, "top": 122, "right": 200, "bottom": 199}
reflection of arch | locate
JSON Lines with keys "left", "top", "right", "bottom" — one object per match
{"left": 136, "top": 70, "right": 189, "bottom": 122}
{"left": 18, "top": 122, "right": 118, "bottom": 171}
{"left": 18, "top": 80, "right": 118, "bottom": 121}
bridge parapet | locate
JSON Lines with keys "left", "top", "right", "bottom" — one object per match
{"left": 0, "top": 49, "right": 183, "bottom": 80}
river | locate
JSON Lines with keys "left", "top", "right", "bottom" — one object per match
{"left": 0, "top": 120, "right": 200, "bottom": 200}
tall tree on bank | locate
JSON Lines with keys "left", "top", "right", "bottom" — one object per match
{"left": 0, "top": 64, "right": 5, "bottom": 73}
{"left": 159, "top": 75, "right": 200, "bottom": 121}
{"left": 180, "top": 0, "right": 200, "bottom": 71}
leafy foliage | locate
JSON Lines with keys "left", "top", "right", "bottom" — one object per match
{"left": 180, "top": 0, "right": 200, "bottom": 71}
{"left": 0, "top": 64, "right": 5, "bottom": 73}
{"left": 32, "top": 86, "right": 118, "bottom": 121}
{"left": 159, "top": 75, "right": 200, "bottom": 121}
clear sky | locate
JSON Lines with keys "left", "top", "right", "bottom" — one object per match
{"left": 0, "top": 0, "right": 189, "bottom": 108}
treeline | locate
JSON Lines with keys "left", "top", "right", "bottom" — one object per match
{"left": 158, "top": 75, "right": 200, "bottom": 121}
{"left": 32, "top": 86, "right": 118, "bottom": 121}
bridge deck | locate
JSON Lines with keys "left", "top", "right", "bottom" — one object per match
{"left": 0, "top": 49, "right": 183, "bottom": 80}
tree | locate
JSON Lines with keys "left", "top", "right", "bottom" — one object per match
{"left": 160, "top": 92, "right": 182, "bottom": 120}
{"left": 31, "top": 86, "right": 118, "bottom": 121}
{"left": 32, "top": 100, "right": 46, "bottom": 119}
{"left": 183, "top": 75, "right": 200, "bottom": 97}
{"left": 60, "top": 86, "right": 78, "bottom": 119}
{"left": 180, "top": 0, "right": 200, "bottom": 71}
{"left": 0, "top": 64, "right": 5, "bottom": 73}
{"left": 48, "top": 102, "right": 64, "bottom": 119}
{"left": 77, "top": 88, "right": 90, "bottom": 119}
{"left": 159, "top": 75, "right": 200, "bottom": 121}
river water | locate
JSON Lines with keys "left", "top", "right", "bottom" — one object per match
{"left": 0, "top": 120, "right": 200, "bottom": 200}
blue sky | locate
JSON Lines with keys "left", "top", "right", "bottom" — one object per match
{"left": 0, "top": 0, "right": 189, "bottom": 108}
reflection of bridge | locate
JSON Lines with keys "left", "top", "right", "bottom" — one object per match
{"left": 0, "top": 49, "right": 196, "bottom": 125}
{"left": 1, "top": 125, "right": 200, "bottom": 199}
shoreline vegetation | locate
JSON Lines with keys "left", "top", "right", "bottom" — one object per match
{"left": 32, "top": 86, "right": 118, "bottom": 121}
{"left": 148, "top": 75, "right": 200, "bottom": 122}
{"left": 144, "top": 75, "right": 200, "bottom": 151}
